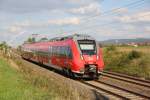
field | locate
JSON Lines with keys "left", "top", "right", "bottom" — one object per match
{"left": 103, "top": 45, "right": 150, "bottom": 80}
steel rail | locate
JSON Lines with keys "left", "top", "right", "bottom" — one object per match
{"left": 103, "top": 71, "right": 150, "bottom": 83}
{"left": 80, "top": 81, "right": 130, "bottom": 100}
{"left": 102, "top": 71, "right": 150, "bottom": 88}
{"left": 95, "top": 80, "right": 150, "bottom": 99}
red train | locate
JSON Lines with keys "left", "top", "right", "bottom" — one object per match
{"left": 21, "top": 34, "right": 104, "bottom": 79}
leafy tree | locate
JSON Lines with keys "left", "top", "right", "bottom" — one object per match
{"left": 39, "top": 37, "right": 48, "bottom": 42}
{"left": 27, "top": 37, "right": 35, "bottom": 43}
{"left": 24, "top": 37, "right": 36, "bottom": 43}
{"left": 0, "top": 41, "right": 9, "bottom": 56}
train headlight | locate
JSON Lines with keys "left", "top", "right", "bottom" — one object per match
{"left": 96, "top": 55, "right": 99, "bottom": 60}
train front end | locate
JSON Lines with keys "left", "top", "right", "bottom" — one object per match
{"left": 71, "top": 34, "right": 104, "bottom": 79}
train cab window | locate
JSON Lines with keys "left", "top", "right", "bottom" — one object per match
{"left": 78, "top": 40, "right": 96, "bottom": 55}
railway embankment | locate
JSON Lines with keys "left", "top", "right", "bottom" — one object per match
{"left": 0, "top": 51, "right": 106, "bottom": 100}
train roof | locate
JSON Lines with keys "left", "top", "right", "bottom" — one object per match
{"left": 49, "top": 34, "right": 95, "bottom": 42}
{"left": 23, "top": 34, "right": 95, "bottom": 46}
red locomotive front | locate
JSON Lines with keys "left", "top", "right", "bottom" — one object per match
{"left": 69, "top": 35, "right": 104, "bottom": 78}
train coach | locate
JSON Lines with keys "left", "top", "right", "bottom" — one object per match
{"left": 21, "top": 34, "right": 104, "bottom": 79}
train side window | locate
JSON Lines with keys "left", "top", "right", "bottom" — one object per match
{"left": 58, "top": 46, "right": 61, "bottom": 57}
{"left": 65, "top": 46, "right": 68, "bottom": 57}
{"left": 54, "top": 46, "right": 56, "bottom": 56}
{"left": 53, "top": 46, "right": 55, "bottom": 56}
{"left": 56, "top": 46, "right": 59, "bottom": 57}
{"left": 55, "top": 46, "right": 58, "bottom": 56}
{"left": 67, "top": 46, "right": 72, "bottom": 59}
{"left": 56, "top": 46, "right": 58, "bottom": 56}
{"left": 60, "top": 46, "right": 63, "bottom": 57}
{"left": 52, "top": 46, "right": 54, "bottom": 56}
{"left": 62, "top": 46, "right": 65, "bottom": 57}
{"left": 51, "top": 46, "right": 52, "bottom": 56}
{"left": 55, "top": 46, "right": 57, "bottom": 56}
{"left": 49, "top": 46, "right": 51, "bottom": 57}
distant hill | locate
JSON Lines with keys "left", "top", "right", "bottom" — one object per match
{"left": 99, "top": 38, "right": 150, "bottom": 45}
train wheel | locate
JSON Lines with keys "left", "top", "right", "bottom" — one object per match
{"left": 94, "top": 76, "right": 99, "bottom": 80}
{"left": 69, "top": 71, "right": 76, "bottom": 79}
{"left": 62, "top": 68, "right": 70, "bottom": 77}
{"left": 66, "top": 69, "right": 70, "bottom": 77}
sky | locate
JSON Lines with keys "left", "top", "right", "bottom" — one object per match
{"left": 0, "top": 0, "right": 150, "bottom": 46}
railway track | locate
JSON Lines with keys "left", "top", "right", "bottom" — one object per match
{"left": 80, "top": 80, "right": 146, "bottom": 100}
{"left": 102, "top": 71, "right": 150, "bottom": 88}
{"left": 81, "top": 81, "right": 129, "bottom": 100}
{"left": 79, "top": 71, "right": 150, "bottom": 100}
{"left": 92, "top": 71, "right": 150, "bottom": 99}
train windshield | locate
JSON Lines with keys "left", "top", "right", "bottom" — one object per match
{"left": 78, "top": 40, "right": 96, "bottom": 55}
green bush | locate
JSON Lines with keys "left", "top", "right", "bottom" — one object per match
{"left": 106, "top": 45, "right": 117, "bottom": 52}
{"left": 128, "top": 50, "right": 142, "bottom": 60}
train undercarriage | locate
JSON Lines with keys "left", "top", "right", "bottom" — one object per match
{"left": 63, "top": 65, "right": 101, "bottom": 79}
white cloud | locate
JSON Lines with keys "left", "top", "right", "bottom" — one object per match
{"left": 0, "top": 0, "right": 99, "bottom": 13}
{"left": 136, "top": 12, "right": 150, "bottom": 22}
{"left": 113, "top": 8, "right": 128, "bottom": 13}
{"left": 125, "top": 34, "right": 146, "bottom": 38}
{"left": 117, "top": 11, "right": 150, "bottom": 23}
{"left": 69, "top": 2, "right": 101, "bottom": 15}
{"left": 145, "top": 26, "right": 150, "bottom": 32}
{"left": 48, "top": 17, "right": 80, "bottom": 25}
{"left": 15, "top": 20, "right": 31, "bottom": 27}
{"left": 12, "top": 20, "right": 49, "bottom": 29}
{"left": 0, "top": 0, "right": 65, "bottom": 13}
{"left": 122, "top": 25, "right": 135, "bottom": 31}
{"left": 66, "top": 0, "right": 99, "bottom": 5}
{"left": 8, "top": 26, "right": 22, "bottom": 33}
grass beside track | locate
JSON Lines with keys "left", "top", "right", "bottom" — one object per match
{"left": 0, "top": 57, "right": 83, "bottom": 100}
{"left": 103, "top": 46, "right": 150, "bottom": 80}
{"left": 0, "top": 58, "right": 50, "bottom": 100}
